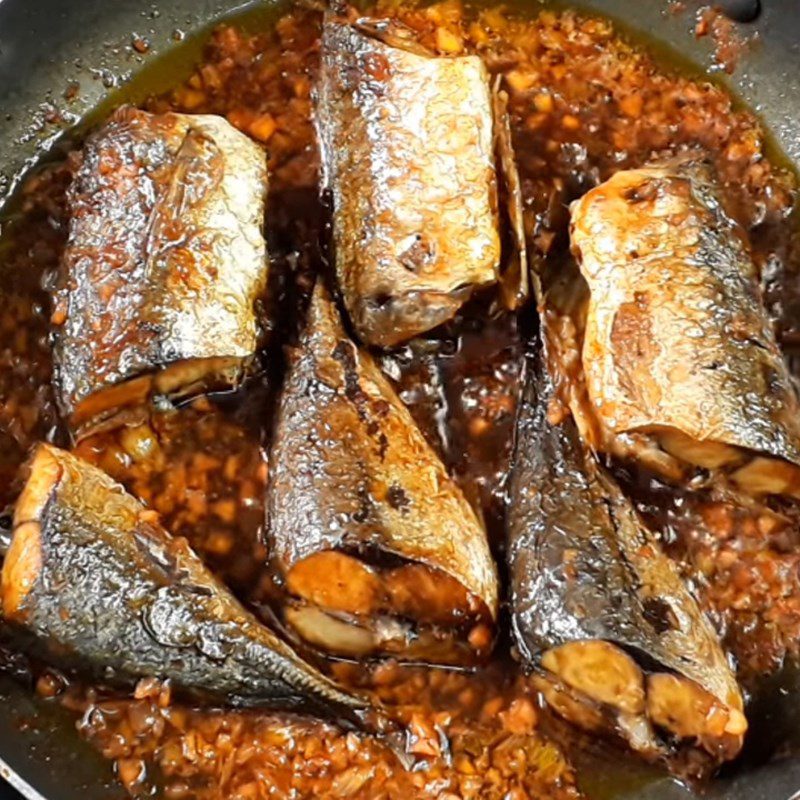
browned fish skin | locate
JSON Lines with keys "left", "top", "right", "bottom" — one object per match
{"left": 53, "top": 107, "right": 268, "bottom": 435}
{"left": 570, "top": 160, "right": 800, "bottom": 496}
{"left": 267, "top": 282, "right": 498, "bottom": 665}
{"left": 1, "top": 444, "right": 364, "bottom": 720}
{"left": 507, "top": 330, "right": 746, "bottom": 768}
{"left": 493, "top": 80, "right": 529, "bottom": 311}
{"left": 317, "top": 17, "right": 500, "bottom": 346}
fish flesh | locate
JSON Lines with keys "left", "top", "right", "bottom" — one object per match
{"left": 267, "top": 282, "right": 498, "bottom": 665}
{"left": 53, "top": 106, "right": 268, "bottom": 437}
{"left": 506, "top": 327, "right": 746, "bottom": 768}
{"left": 1, "top": 444, "right": 365, "bottom": 720}
{"left": 317, "top": 16, "right": 501, "bottom": 346}
{"left": 569, "top": 159, "right": 800, "bottom": 497}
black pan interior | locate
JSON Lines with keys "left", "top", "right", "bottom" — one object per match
{"left": 1, "top": 1, "right": 800, "bottom": 799}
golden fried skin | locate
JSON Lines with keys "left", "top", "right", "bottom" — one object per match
{"left": 570, "top": 161, "right": 800, "bottom": 496}
{"left": 267, "top": 283, "right": 498, "bottom": 665}
{"left": 2, "top": 444, "right": 363, "bottom": 720}
{"left": 317, "top": 17, "right": 500, "bottom": 346}
{"left": 53, "top": 107, "right": 268, "bottom": 436}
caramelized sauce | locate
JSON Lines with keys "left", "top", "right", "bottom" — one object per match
{"left": 1, "top": 2, "right": 799, "bottom": 797}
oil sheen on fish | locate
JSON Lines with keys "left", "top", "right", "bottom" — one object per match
{"left": 570, "top": 160, "right": 800, "bottom": 497}
{"left": 506, "top": 331, "right": 746, "bottom": 769}
{"left": 493, "top": 79, "right": 529, "bottom": 311}
{"left": 317, "top": 16, "right": 500, "bottom": 346}
{"left": 53, "top": 106, "right": 268, "bottom": 437}
{"left": 1, "top": 444, "right": 364, "bottom": 720}
{"left": 267, "top": 283, "right": 498, "bottom": 665}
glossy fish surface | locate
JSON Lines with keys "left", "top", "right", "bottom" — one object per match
{"left": 267, "top": 283, "right": 498, "bottom": 665}
{"left": 53, "top": 107, "right": 268, "bottom": 436}
{"left": 317, "top": 16, "right": 500, "bottom": 346}
{"left": 1, "top": 444, "right": 364, "bottom": 719}
{"left": 570, "top": 160, "right": 800, "bottom": 496}
{"left": 506, "top": 329, "right": 746, "bottom": 770}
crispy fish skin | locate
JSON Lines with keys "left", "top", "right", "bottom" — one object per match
{"left": 507, "top": 333, "right": 745, "bottom": 766}
{"left": 53, "top": 106, "right": 268, "bottom": 434}
{"left": 267, "top": 283, "right": 498, "bottom": 665}
{"left": 317, "top": 18, "right": 500, "bottom": 346}
{"left": 1, "top": 444, "right": 364, "bottom": 719}
{"left": 570, "top": 161, "right": 800, "bottom": 494}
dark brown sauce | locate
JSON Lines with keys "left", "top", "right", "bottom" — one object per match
{"left": 1, "top": 2, "right": 799, "bottom": 798}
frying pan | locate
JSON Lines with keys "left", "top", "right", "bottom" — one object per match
{"left": 0, "top": 0, "right": 799, "bottom": 798}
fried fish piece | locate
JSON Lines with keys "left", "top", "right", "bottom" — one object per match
{"left": 317, "top": 16, "right": 501, "bottom": 346}
{"left": 53, "top": 107, "right": 268, "bottom": 437}
{"left": 267, "top": 283, "right": 498, "bottom": 665}
{"left": 1, "top": 444, "right": 364, "bottom": 721}
{"left": 570, "top": 160, "right": 800, "bottom": 497}
{"left": 507, "top": 329, "right": 746, "bottom": 770}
